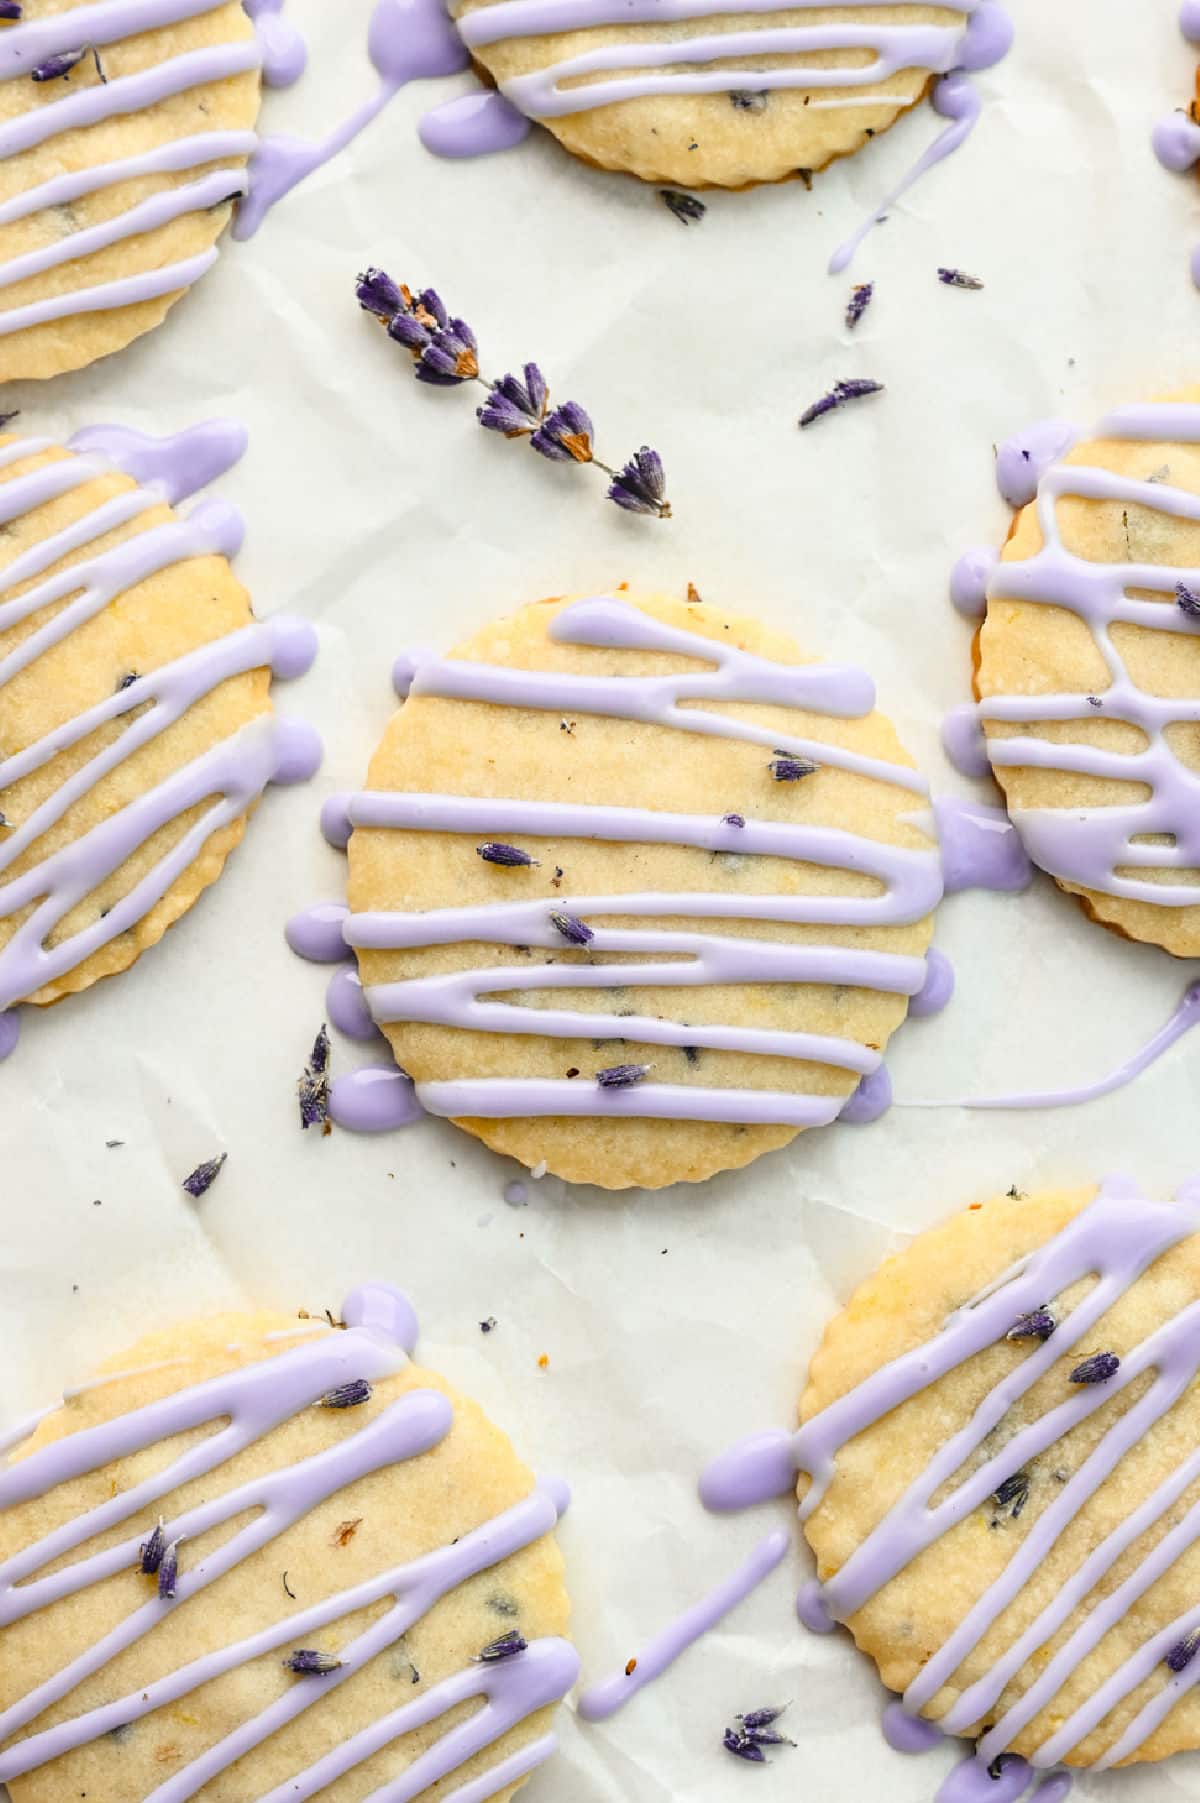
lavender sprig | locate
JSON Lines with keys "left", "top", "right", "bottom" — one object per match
{"left": 356, "top": 267, "right": 669, "bottom": 520}
{"left": 596, "top": 1063, "right": 651, "bottom": 1089}
{"left": 845, "top": 282, "right": 874, "bottom": 330}
{"left": 284, "top": 1649, "right": 342, "bottom": 1675}
{"left": 182, "top": 1153, "right": 226, "bottom": 1199}
{"left": 799, "top": 378, "right": 884, "bottom": 429}
{"left": 1070, "top": 1351, "right": 1120, "bottom": 1385}
{"left": 938, "top": 267, "right": 984, "bottom": 290}
{"left": 474, "top": 1631, "right": 529, "bottom": 1662}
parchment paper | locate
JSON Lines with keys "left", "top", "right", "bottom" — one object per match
{"left": 3, "top": 2, "right": 1200, "bottom": 1796}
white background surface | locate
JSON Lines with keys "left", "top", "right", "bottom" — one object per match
{"left": 3, "top": 2, "right": 1200, "bottom": 1798}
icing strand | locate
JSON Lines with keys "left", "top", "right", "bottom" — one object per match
{"left": 0, "top": 1287, "right": 577, "bottom": 1800}
{"left": 300, "top": 595, "right": 942, "bottom": 1129}
{"left": 577, "top": 1529, "right": 788, "bottom": 1722}
{"left": 951, "top": 403, "right": 1200, "bottom": 906}
{"left": 1153, "top": 3, "right": 1200, "bottom": 286}
{"left": 0, "top": 427, "right": 319, "bottom": 1044}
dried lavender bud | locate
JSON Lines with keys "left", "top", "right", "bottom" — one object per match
{"left": 1086, "top": 695, "right": 1102, "bottom": 708}
{"left": 608, "top": 445, "right": 671, "bottom": 518}
{"left": 992, "top": 1471, "right": 1030, "bottom": 1518}
{"left": 158, "top": 1540, "right": 180, "bottom": 1600}
{"left": 1070, "top": 1352, "right": 1120, "bottom": 1385}
{"left": 480, "top": 1316, "right": 497, "bottom": 1333}
{"left": 182, "top": 1153, "right": 226, "bottom": 1199}
{"left": 531, "top": 400, "right": 594, "bottom": 464}
{"left": 478, "top": 842, "right": 538, "bottom": 868}
{"left": 139, "top": 1519, "right": 166, "bottom": 1575}
{"left": 477, "top": 363, "right": 548, "bottom": 438}
{"left": 283, "top": 1649, "right": 342, "bottom": 1675}
{"left": 845, "top": 282, "right": 874, "bottom": 330}
{"left": 308, "top": 1024, "right": 330, "bottom": 1075}
{"left": 723, "top": 1729, "right": 767, "bottom": 1763}
{"left": 387, "top": 308, "right": 432, "bottom": 354}
{"left": 1006, "top": 1308, "right": 1056, "bottom": 1344}
{"left": 0, "top": 409, "right": 18, "bottom": 428}
{"left": 1177, "top": 580, "right": 1200, "bottom": 619}
{"left": 722, "top": 813, "right": 746, "bottom": 828}
{"left": 1166, "top": 1630, "right": 1200, "bottom": 1673}
{"left": 550, "top": 910, "right": 594, "bottom": 946}
{"left": 769, "top": 754, "right": 819, "bottom": 782}
{"left": 799, "top": 378, "right": 884, "bottom": 429}
{"left": 319, "top": 1379, "right": 373, "bottom": 1409}
{"left": 596, "top": 1062, "right": 651, "bottom": 1089}
{"left": 356, "top": 266, "right": 406, "bottom": 323}
{"left": 475, "top": 1630, "right": 528, "bottom": 1662}
{"left": 298, "top": 1024, "right": 330, "bottom": 1131}
{"left": 729, "top": 88, "right": 767, "bottom": 111}
{"left": 415, "top": 317, "right": 479, "bottom": 386}
{"left": 738, "top": 1706, "right": 789, "bottom": 1731}
{"left": 988, "top": 1756, "right": 1017, "bottom": 1779}
{"left": 0, "top": 4, "right": 22, "bottom": 17}
{"left": 938, "top": 267, "right": 984, "bottom": 290}
{"left": 117, "top": 671, "right": 139, "bottom": 691}
{"left": 660, "top": 188, "right": 706, "bottom": 225}
{"left": 33, "top": 45, "right": 103, "bottom": 81}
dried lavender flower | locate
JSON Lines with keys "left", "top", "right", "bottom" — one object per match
{"left": 298, "top": 1025, "right": 330, "bottom": 1131}
{"left": 182, "top": 1153, "right": 226, "bottom": 1199}
{"left": 769, "top": 754, "right": 819, "bottom": 782}
{"left": 1006, "top": 1308, "right": 1056, "bottom": 1344}
{"left": 1070, "top": 1352, "right": 1120, "bottom": 1385}
{"left": 659, "top": 188, "right": 706, "bottom": 225}
{"left": 283, "top": 1649, "right": 342, "bottom": 1675}
{"left": 478, "top": 842, "right": 538, "bottom": 868}
{"left": 355, "top": 267, "right": 407, "bottom": 323}
{"left": 722, "top": 813, "right": 746, "bottom": 828}
{"left": 992, "top": 1471, "right": 1030, "bottom": 1519}
{"left": 723, "top": 1729, "right": 767, "bottom": 1763}
{"left": 738, "top": 1706, "right": 789, "bottom": 1732}
{"left": 0, "top": 4, "right": 22, "bottom": 18}
{"left": 550, "top": 910, "right": 594, "bottom": 946}
{"left": 1166, "top": 1630, "right": 1200, "bottom": 1673}
{"left": 319, "top": 1379, "right": 373, "bottom": 1409}
{"left": 477, "top": 363, "right": 547, "bottom": 438}
{"left": 531, "top": 400, "right": 594, "bottom": 464}
{"left": 474, "top": 1630, "right": 529, "bottom": 1662}
{"left": 608, "top": 446, "right": 671, "bottom": 519}
{"left": 1177, "top": 581, "right": 1200, "bottom": 619}
{"left": 938, "top": 267, "right": 984, "bottom": 290}
{"left": 845, "top": 282, "right": 874, "bottom": 330}
{"left": 158, "top": 1540, "right": 181, "bottom": 1600}
{"left": 799, "top": 378, "right": 884, "bottom": 429}
{"left": 729, "top": 89, "right": 767, "bottom": 111}
{"left": 415, "top": 317, "right": 479, "bottom": 387}
{"left": 596, "top": 1062, "right": 651, "bottom": 1089}
{"left": 139, "top": 1519, "right": 166, "bottom": 1575}
{"left": 33, "top": 44, "right": 104, "bottom": 81}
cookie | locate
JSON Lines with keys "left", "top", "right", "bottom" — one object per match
{"left": 0, "top": 0, "right": 265, "bottom": 381}
{"left": 966, "top": 393, "right": 1200, "bottom": 958}
{"left": 328, "top": 588, "right": 942, "bottom": 1190}
{"left": 797, "top": 1176, "right": 1200, "bottom": 1777}
{"left": 0, "top": 423, "right": 318, "bottom": 1057}
{"left": 450, "top": 0, "right": 1008, "bottom": 188}
{"left": 0, "top": 1282, "right": 575, "bottom": 1801}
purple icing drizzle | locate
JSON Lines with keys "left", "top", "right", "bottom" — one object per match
{"left": 418, "top": 88, "right": 531, "bottom": 160}
{"left": 908, "top": 945, "right": 955, "bottom": 1017}
{"left": 325, "top": 961, "right": 380, "bottom": 1043}
{"left": 701, "top": 1176, "right": 1200, "bottom": 1789}
{"left": 577, "top": 1529, "right": 789, "bottom": 1722}
{"left": 0, "top": 425, "right": 320, "bottom": 1024}
{"left": 0, "top": 1284, "right": 577, "bottom": 1797}
{"left": 994, "top": 419, "right": 1079, "bottom": 508}
{"left": 329, "top": 1064, "right": 426, "bottom": 1132}
{"left": 934, "top": 796, "right": 1034, "bottom": 894}
{"left": 0, "top": 2, "right": 312, "bottom": 334}
{"left": 961, "top": 403, "right": 1200, "bottom": 908}
{"left": 950, "top": 546, "right": 998, "bottom": 620}
{"left": 839, "top": 1062, "right": 892, "bottom": 1124}
{"left": 883, "top": 1698, "right": 944, "bottom": 1753}
{"left": 1153, "top": 4, "right": 1200, "bottom": 285}
{"left": 303, "top": 596, "right": 943, "bottom": 1131}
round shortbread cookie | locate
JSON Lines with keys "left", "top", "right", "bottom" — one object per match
{"left": 0, "top": 0, "right": 261, "bottom": 381}
{"left": 0, "top": 428, "right": 314, "bottom": 1036}
{"left": 450, "top": 1, "right": 993, "bottom": 188}
{"left": 338, "top": 588, "right": 941, "bottom": 1190}
{"left": 974, "top": 391, "right": 1200, "bottom": 958}
{"left": 798, "top": 1178, "right": 1200, "bottom": 1773}
{"left": 0, "top": 1286, "right": 574, "bottom": 1802}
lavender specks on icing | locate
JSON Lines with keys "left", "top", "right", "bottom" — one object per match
{"left": 550, "top": 910, "right": 593, "bottom": 946}
{"left": 318, "top": 1379, "right": 373, "bottom": 1409}
{"left": 1006, "top": 1308, "right": 1056, "bottom": 1344}
{"left": 181, "top": 1154, "right": 226, "bottom": 1199}
{"left": 283, "top": 1649, "right": 342, "bottom": 1676}
{"left": 722, "top": 812, "right": 746, "bottom": 828}
{"left": 478, "top": 842, "right": 539, "bottom": 869}
{"left": 799, "top": 379, "right": 884, "bottom": 429}
{"left": 659, "top": 188, "right": 706, "bottom": 225}
{"left": 475, "top": 1630, "right": 529, "bottom": 1662}
{"left": 937, "top": 266, "right": 984, "bottom": 289}
{"left": 845, "top": 281, "right": 874, "bottom": 330}
{"left": 596, "top": 1062, "right": 652, "bottom": 1089}
{"left": 1068, "top": 1352, "right": 1120, "bottom": 1386}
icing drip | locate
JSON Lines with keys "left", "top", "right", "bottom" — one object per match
{"left": 0, "top": 1285, "right": 578, "bottom": 1798}
{"left": 995, "top": 420, "right": 1079, "bottom": 508}
{"left": 418, "top": 88, "right": 532, "bottom": 160}
{"left": 1153, "top": 4, "right": 1200, "bottom": 286}
{"left": 934, "top": 797, "right": 1034, "bottom": 894}
{"left": 301, "top": 596, "right": 943, "bottom": 1130}
{"left": 0, "top": 426, "right": 320, "bottom": 1048}
{"left": 698, "top": 1179, "right": 1200, "bottom": 1790}
{"left": 958, "top": 403, "right": 1200, "bottom": 907}
{"left": 0, "top": 1, "right": 308, "bottom": 339}
{"left": 577, "top": 1529, "right": 788, "bottom": 1722}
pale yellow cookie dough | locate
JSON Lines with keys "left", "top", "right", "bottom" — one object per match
{"left": 800, "top": 1185, "right": 1200, "bottom": 1769}
{"left": 1, "top": 1306, "right": 570, "bottom": 1803}
{"left": 976, "top": 387, "right": 1200, "bottom": 958}
{"left": 0, "top": 0, "right": 260, "bottom": 381}
{"left": 0, "top": 434, "right": 272, "bottom": 1007}
{"left": 347, "top": 588, "right": 937, "bottom": 1190}
{"left": 453, "top": 2, "right": 967, "bottom": 187}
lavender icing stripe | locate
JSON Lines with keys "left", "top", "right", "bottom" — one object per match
{"left": 345, "top": 897, "right": 931, "bottom": 947}
{"left": 0, "top": 0, "right": 230, "bottom": 76}
{"left": 0, "top": 249, "right": 219, "bottom": 337}
{"left": 458, "top": 0, "right": 973, "bottom": 49}
{"left": 0, "top": 131, "right": 257, "bottom": 228}
{"left": 577, "top": 1529, "right": 789, "bottom": 1722}
{"left": 418, "top": 1076, "right": 844, "bottom": 1126}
